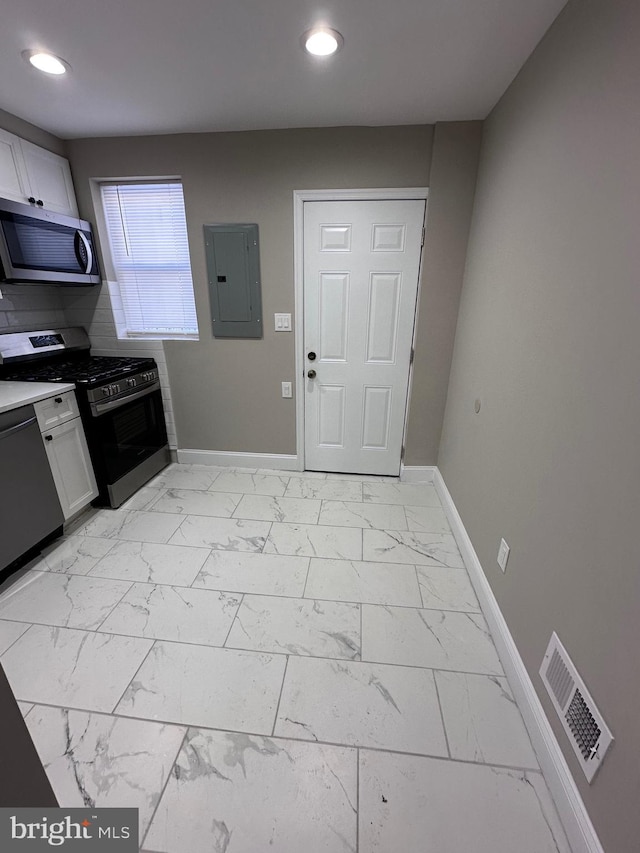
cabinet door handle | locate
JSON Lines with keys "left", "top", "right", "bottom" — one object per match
{"left": 45, "top": 435, "right": 53, "bottom": 441}
{"left": 36, "top": 199, "right": 44, "bottom": 207}
{"left": 54, "top": 397, "right": 63, "bottom": 404}
{"left": 28, "top": 196, "right": 36, "bottom": 204}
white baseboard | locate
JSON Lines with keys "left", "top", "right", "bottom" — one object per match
{"left": 400, "top": 465, "right": 436, "bottom": 483}
{"left": 433, "top": 467, "right": 603, "bottom": 853}
{"left": 177, "top": 450, "right": 427, "bottom": 478}
{"left": 176, "top": 449, "right": 301, "bottom": 471}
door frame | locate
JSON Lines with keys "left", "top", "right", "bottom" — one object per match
{"left": 293, "top": 188, "right": 429, "bottom": 472}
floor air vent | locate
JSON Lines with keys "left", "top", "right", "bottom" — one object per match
{"left": 540, "top": 633, "right": 613, "bottom": 782}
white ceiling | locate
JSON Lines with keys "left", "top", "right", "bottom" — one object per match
{"left": 1, "top": 0, "right": 566, "bottom": 139}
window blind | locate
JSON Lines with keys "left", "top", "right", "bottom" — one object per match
{"left": 101, "top": 182, "right": 198, "bottom": 338}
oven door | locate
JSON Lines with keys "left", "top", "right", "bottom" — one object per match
{"left": 85, "top": 383, "right": 168, "bottom": 505}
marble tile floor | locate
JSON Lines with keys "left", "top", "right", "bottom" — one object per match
{"left": 0, "top": 464, "right": 570, "bottom": 853}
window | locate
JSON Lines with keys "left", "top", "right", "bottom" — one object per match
{"left": 101, "top": 181, "right": 198, "bottom": 339}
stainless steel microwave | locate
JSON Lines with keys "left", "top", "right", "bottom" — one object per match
{"left": 0, "top": 197, "right": 100, "bottom": 286}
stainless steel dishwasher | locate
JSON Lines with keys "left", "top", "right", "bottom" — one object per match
{"left": 0, "top": 403, "right": 64, "bottom": 573}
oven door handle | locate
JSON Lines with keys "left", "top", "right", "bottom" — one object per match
{"left": 91, "top": 380, "right": 161, "bottom": 416}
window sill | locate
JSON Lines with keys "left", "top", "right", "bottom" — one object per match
{"left": 116, "top": 333, "right": 200, "bottom": 342}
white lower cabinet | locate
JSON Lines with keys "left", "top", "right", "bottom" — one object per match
{"left": 34, "top": 389, "right": 79, "bottom": 432}
{"left": 39, "top": 409, "right": 98, "bottom": 520}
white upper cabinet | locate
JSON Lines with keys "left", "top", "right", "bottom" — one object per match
{"left": 0, "top": 129, "right": 79, "bottom": 218}
{"left": 20, "top": 140, "right": 78, "bottom": 217}
{"left": 0, "top": 128, "right": 30, "bottom": 201}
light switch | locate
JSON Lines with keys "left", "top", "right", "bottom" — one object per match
{"left": 275, "top": 313, "right": 292, "bottom": 331}
{"left": 281, "top": 381, "right": 292, "bottom": 398}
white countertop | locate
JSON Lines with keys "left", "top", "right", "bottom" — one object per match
{"left": 0, "top": 382, "right": 76, "bottom": 414}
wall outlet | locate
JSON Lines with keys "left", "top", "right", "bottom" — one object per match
{"left": 497, "top": 538, "right": 510, "bottom": 572}
{"left": 274, "top": 313, "right": 291, "bottom": 331}
{"left": 281, "top": 381, "right": 292, "bottom": 398}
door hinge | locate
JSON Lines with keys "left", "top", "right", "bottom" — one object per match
{"left": 421, "top": 227, "right": 425, "bottom": 247}
{"left": 410, "top": 348, "right": 415, "bottom": 365}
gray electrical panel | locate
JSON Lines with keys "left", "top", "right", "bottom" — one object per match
{"left": 204, "top": 223, "right": 263, "bottom": 338}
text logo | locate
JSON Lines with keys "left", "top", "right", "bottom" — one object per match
{"left": 1, "top": 809, "right": 138, "bottom": 850}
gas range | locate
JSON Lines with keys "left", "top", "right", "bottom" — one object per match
{"left": 0, "top": 328, "right": 161, "bottom": 409}
{"left": 0, "top": 328, "right": 156, "bottom": 388}
{"left": 0, "top": 327, "right": 170, "bottom": 508}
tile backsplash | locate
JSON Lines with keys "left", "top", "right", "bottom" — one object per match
{"left": 0, "top": 284, "right": 67, "bottom": 332}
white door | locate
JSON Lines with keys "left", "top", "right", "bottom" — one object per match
{"left": 303, "top": 199, "right": 425, "bottom": 475}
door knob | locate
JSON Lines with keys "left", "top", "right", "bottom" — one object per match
{"left": 307, "top": 369, "right": 317, "bottom": 379}
{"left": 307, "top": 351, "right": 316, "bottom": 361}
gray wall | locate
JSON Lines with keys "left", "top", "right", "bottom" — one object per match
{"left": 438, "top": 1, "right": 640, "bottom": 850}
{"left": 66, "top": 126, "right": 434, "bottom": 456}
{"left": 404, "top": 121, "right": 482, "bottom": 465}
{"left": 0, "top": 108, "right": 66, "bottom": 156}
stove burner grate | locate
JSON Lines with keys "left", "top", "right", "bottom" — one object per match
{"left": 1, "top": 356, "right": 155, "bottom": 386}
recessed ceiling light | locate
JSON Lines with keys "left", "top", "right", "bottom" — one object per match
{"left": 22, "top": 50, "right": 70, "bottom": 75}
{"left": 302, "top": 27, "right": 344, "bottom": 57}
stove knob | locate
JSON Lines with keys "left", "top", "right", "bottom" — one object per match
{"left": 102, "top": 387, "right": 111, "bottom": 397}
{"left": 127, "top": 378, "right": 136, "bottom": 388}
